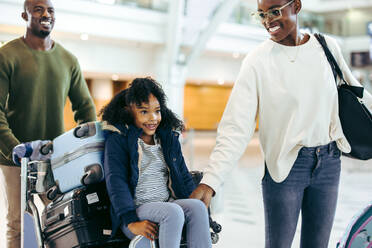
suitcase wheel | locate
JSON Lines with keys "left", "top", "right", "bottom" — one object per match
{"left": 40, "top": 142, "right": 53, "bottom": 155}
{"left": 81, "top": 164, "right": 103, "bottom": 186}
{"left": 74, "top": 125, "right": 89, "bottom": 138}
{"left": 47, "top": 185, "right": 60, "bottom": 200}
{"left": 74, "top": 122, "right": 96, "bottom": 138}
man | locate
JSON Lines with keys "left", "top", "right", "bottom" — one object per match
{"left": 0, "top": 0, "right": 96, "bottom": 247}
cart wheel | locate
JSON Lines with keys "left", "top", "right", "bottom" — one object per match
{"left": 46, "top": 185, "right": 59, "bottom": 200}
{"left": 210, "top": 220, "right": 222, "bottom": 233}
{"left": 211, "top": 232, "right": 219, "bottom": 244}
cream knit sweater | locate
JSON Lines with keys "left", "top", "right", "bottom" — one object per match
{"left": 201, "top": 34, "right": 372, "bottom": 190}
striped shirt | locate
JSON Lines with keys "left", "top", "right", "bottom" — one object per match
{"left": 134, "top": 137, "right": 170, "bottom": 206}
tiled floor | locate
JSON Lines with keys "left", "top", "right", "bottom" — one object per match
{"left": 182, "top": 131, "right": 372, "bottom": 248}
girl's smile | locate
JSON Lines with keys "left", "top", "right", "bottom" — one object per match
{"left": 131, "top": 93, "right": 161, "bottom": 145}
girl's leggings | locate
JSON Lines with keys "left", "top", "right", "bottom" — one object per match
{"left": 121, "top": 199, "right": 212, "bottom": 248}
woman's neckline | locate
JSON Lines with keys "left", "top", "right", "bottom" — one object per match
{"left": 269, "top": 33, "right": 312, "bottom": 49}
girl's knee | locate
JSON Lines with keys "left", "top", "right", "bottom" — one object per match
{"left": 189, "top": 199, "right": 208, "bottom": 213}
{"left": 164, "top": 203, "right": 185, "bottom": 224}
{"left": 183, "top": 199, "right": 209, "bottom": 220}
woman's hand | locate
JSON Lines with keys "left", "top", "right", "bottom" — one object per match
{"left": 189, "top": 183, "right": 215, "bottom": 207}
{"left": 127, "top": 220, "right": 158, "bottom": 241}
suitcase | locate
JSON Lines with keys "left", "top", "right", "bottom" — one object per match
{"left": 337, "top": 201, "right": 372, "bottom": 248}
{"left": 50, "top": 121, "right": 105, "bottom": 194}
{"left": 42, "top": 183, "right": 129, "bottom": 248}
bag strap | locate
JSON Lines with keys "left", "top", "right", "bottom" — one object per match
{"left": 314, "top": 33, "right": 347, "bottom": 86}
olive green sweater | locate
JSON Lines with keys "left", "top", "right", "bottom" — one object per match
{"left": 0, "top": 38, "right": 96, "bottom": 166}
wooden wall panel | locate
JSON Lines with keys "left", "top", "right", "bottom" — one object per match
{"left": 64, "top": 80, "right": 258, "bottom": 132}
{"left": 63, "top": 99, "right": 76, "bottom": 131}
{"left": 184, "top": 84, "right": 232, "bottom": 130}
{"left": 113, "top": 80, "right": 130, "bottom": 95}
{"left": 63, "top": 98, "right": 108, "bottom": 131}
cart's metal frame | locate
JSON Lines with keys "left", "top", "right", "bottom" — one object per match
{"left": 21, "top": 157, "right": 45, "bottom": 248}
{"left": 20, "top": 159, "right": 219, "bottom": 248}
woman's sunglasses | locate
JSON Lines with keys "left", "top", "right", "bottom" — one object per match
{"left": 251, "top": 0, "right": 295, "bottom": 22}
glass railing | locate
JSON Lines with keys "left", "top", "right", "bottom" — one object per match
{"left": 227, "top": 2, "right": 327, "bottom": 33}
{"left": 81, "top": 0, "right": 371, "bottom": 36}
{"left": 228, "top": 2, "right": 372, "bottom": 37}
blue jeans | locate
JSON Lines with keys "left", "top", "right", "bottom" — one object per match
{"left": 121, "top": 199, "right": 212, "bottom": 248}
{"left": 262, "top": 142, "right": 341, "bottom": 248}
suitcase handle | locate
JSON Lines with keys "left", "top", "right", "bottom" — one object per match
{"left": 45, "top": 213, "right": 65, "bottom": 227}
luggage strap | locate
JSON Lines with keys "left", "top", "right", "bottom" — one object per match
{"left": 51, "top": 142, "right": 104, "bottom": 169}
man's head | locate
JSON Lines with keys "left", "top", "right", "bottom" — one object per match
{"left": 22, "top": 0, "right": 55, "bottom": 38}
{"left": 256, "top": 0, "right": 301, "bottom": 44}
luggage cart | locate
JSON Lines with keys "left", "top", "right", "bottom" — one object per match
{"left": 20, "top": 157, "right": 128, "bottom": 248}
{"left": 20, "top": 155, "right": 221, "bottom": 248}
{"left": 21, "top": 157, "right": 45, "bottom": 248}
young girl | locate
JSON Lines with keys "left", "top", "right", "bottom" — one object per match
{"left": 100, "top": 77, "right": 212, "bottom": 248}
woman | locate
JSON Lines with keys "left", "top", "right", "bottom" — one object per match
{"left": 190, "top": 0, "right": 372, "bottom": 247}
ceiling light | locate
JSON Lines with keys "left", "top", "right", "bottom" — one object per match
{"left": 111, "top": 74, "right": 119, "bottom": 81}
{"left": 80, "top": 33, "right": 89, "bottom": 41}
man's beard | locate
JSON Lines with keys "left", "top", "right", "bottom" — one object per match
{"left": 39, "top": 30, "right": 51, "bottom": 38}
{"left": 31, "top": 28, "right": 51, "bottom": 38}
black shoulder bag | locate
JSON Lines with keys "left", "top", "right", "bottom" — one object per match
{"left": 314, "top": 33, "right": 372, "bottom": 160}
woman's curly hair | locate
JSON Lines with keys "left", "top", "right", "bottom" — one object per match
{"left": 99, "top": 77, "right": 184, "bottom": 131}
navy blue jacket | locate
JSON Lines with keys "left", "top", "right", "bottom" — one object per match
{"left": 103, "top": 123, "right": 196, "bottom": 236}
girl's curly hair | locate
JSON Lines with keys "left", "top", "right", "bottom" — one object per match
{"left": 99, "top": 77, "right": 184, "bottom": 131}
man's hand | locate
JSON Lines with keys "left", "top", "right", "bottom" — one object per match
{"left": 12, "top": 140, "right": 52, "bottom": 165}
{"left": 189, "top": 183, "right": 215, "bottom": 207}
{"left": 127, "top": 220, "right": 158, "bottom": 241}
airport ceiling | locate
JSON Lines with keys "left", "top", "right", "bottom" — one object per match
{"left": 241, "top": 0, "right": 372, "bottom": 13}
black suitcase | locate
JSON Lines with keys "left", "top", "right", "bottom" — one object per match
{"left": 41, "top": 183, "right": 129, "bottom": 248}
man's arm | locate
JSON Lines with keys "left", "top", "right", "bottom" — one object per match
{"left": 68, "top": 58, "right": 97, "bottom": 124}
{"left": 0, "top": 52, "right": 20, "bottom": 162}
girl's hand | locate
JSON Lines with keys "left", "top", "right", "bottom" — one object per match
{"left": 127, "top": 220, "right": 158, "bottom": 241}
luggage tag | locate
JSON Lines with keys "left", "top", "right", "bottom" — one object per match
{"left": 64, "top": 206, "right": 69, "bottom": 217}
{"left": 86, "top": 192, "right": 100, "bottom": 204}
